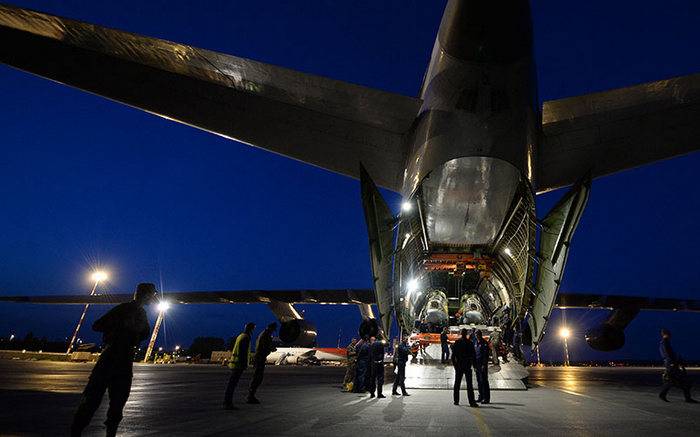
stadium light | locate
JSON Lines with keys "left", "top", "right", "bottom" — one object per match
{"left": 157, "top": 301, "right": 171, "bottom": 313}
{"left": 90, "top": 270, "right": 108, "bottom": 283}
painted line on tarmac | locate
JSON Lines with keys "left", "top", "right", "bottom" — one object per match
{"left": 470, "top": 409, "right": 492, "bottom": 437}
{"left": 540, "top": 382, "right": 684, "bottom": 422}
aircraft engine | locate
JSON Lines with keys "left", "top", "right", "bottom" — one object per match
{"left": 585, "top": 323, "right": 625, "bottom": 351}
{"left": 279, "top": 319, "right": 317, "bottom": 347}
{"left": 423, "top": 290, "right": 449, "bottom": 325}
{"left": 585, "top": 306, "right": 638, "bottom": 351}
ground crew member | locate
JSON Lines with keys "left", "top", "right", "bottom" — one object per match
{"left": 247, "top": 322, "right": 277, "bottom": 404}
{"left": 343, "top": 338, "right": 358, "bottom": 391}
{"left": 70, "top": 283, "right": 156, "bottom": 437}
{"left": 474, "top": 330, "right": 491, "bottom": 404}
{"left": 353, "top": 335, "right": 370, "bottom": 393}
{"left": 392, "top": 337, "right": 410, "bottom": 396}
{"left": 368, "top": 336, "right": 386, "bottom": 398}
{"left": 223, "top": 322, "right": 255, "bottom": 410}
{"left": 452, "top": 328, "right": 478, "bottom": 407}
{"left": 440, "top": 327, "right": 450, "bottom": 364}
{"left": 659, "top": 328, "right": 697, "bottom": 403}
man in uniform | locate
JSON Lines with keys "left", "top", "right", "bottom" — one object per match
{"left": 247, "top": 322, "right": 277, "bottom": 404}
{"left": 452, "top": 328, "right": 478, "bottom": 407}
{"left": 343, "top": 338, "right": 358, "bottom": 391}
{"left": 70, "top": 283, "right": 156, "bottom": 437}
{"left": 353, "top": 335, "right": 370, "bottom": 393}
{"left": 223, "top": 322, "right": 255, "bottom": 410}
{"left": 440, "top": 327, "right": 450, "bottom": 364}
{"left": 659, "top": 328, "right": 697, "bottom": 403}
{"left": 474, "top": 330, "right": 491, "bottom": 404}
{"left": 392, "top": 337, "right": 410, "bottom": 396}
{"left": 368, "top": 336, "right": 386, "bottom": 398}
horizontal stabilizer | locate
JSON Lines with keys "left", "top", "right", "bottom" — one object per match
{"left": 0, "top": 289, "right": 376, "bottom": 305}
{"left": 539, "top": 73, "right": 700, "bottom": 193}
{"left": 0, "top": 5, "right": 421, "bottom": 191}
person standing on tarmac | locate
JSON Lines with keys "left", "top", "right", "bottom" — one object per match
{"left": 368, "top": 336, "right": 386, "bottom": 398}
{"left": 452, "top": 328, "right": 478, "bottom": 407}
{"left": 247, "top": 322, "right": 277, "bottom": 404}
{"left": 223, "top": 322, "right": 255, "bottom": 410}
{"left": 392, "top": 337, "right": 410, "bottom": 396}
{"left": 343, "top": 338, "right": 358, "bottom": 391}
{"left": 474, "top": 330, "right": 491, "bottom": 404}
{"left": 70, "top": 283, "right": 156, "bottom": 437}
{"left": 440, "top": 327, "right": 450, "bottom": 364}
{"left": 353, "top": 335, "right": 370, "bottom": 393}
{"left": 659, "top": 328, "right": 697, "bottom": 403}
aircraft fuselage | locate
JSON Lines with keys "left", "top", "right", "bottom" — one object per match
{"left": 393, "top": 0, "right": 538, "bottom": 336}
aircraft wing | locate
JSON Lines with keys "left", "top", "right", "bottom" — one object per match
{"left": 538, "top": 73, "right": 700, "bottom": 193}
{"left": 0, "top": 289, "right": 376, "bottom": 305}
{"left": 0, "top": 5, "right": 421, "bottom": 191}
{"left": 556, "top": 293, "right": 700, "bottom": 312}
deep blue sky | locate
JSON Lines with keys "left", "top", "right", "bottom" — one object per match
{"left": 1, "top": 1, "right": 699, "bottom": 361}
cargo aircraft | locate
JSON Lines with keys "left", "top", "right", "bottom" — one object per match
{"left": 1, "top": 1, "right": 700, "bottom": 355}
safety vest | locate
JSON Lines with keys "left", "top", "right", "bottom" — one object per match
{"left": 228, "top": 333, "right": 250, "bottom": 369}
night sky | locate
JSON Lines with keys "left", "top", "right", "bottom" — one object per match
{"left": 1, "top": 0, "right": 699, "bottom": 362}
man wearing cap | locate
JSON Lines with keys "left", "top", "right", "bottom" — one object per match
{"left": 71, "top": 282, "right": 156, "bottom": 437}
{"left": 247, "top": 322, "right": 278, "bottom": 404}
{"left": 223, "top": 322, "right": 256, "bottom": 410}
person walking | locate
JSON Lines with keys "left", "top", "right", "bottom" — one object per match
{"left": 659, "top": 328, "right": 697, "bottom": 403}
{"left": 452, "top": 328, "right": 478, "bottom": 407}
{"left": 474, "top": 330, "right": 491, "bottom": 404}
{"left": 247, "top": 322, "right": 277, "bottom": 404}
{"left": 392, "top": 337, "right": 410, "bottom": 396}
{"left": 440, "top": 327, "right": 450, "bottom": 364}
{"left": 223, "top": 322, "right": 255, "bottom": 410}
{"left": 70, "top": 283, "right": 156, "bottom": 437}
{"left": 368, "top": 336, "right": 386, "bottom": 398}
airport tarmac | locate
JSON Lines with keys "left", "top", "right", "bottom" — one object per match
{"left": 1, "top": 360, "right": 699, "bottom": 436}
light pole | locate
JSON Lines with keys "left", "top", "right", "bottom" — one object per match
{"left": 67, "top": 270, "right": 108, "bottom": 354}
{"left": 144, "top": 300, "right": 170, "bottom": 363}
{"left": 559, "top": 327, "right": 571, "bottom": 366}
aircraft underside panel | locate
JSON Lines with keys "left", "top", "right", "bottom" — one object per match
{"left": 421, "top": 157, "right": 521, "bottom": 246}
{"left": 360, "top": 166, "right": 395, "bottom": 336}
{"left": 529, "top": 179, "right": 590, "bottom": 344}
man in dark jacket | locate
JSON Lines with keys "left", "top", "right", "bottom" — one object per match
{"left": 353, "top": 336, "right": 370, "bottom": 393}
{"left": 247, "top": 322, "right": 277, "bottom": 404}
{"left": 71, "top": 283, "right": 155, "bottom": 437}
{"left": 392, "top": 337, "right": 410, "bottom": 396}
{"left": 223, "top": 322, "right": 255, "bottom": 410}
{"left": 368, "top": 336, "right": 386, "bottom": 398}
{"left": 452, "top": 328, "right": 478, "bottom": 407}
{"left": 659, "top": 328, "right": 697, "bottom": 403}
{"left": 474, "top": 330, "right": 491, "bottom": 404}
{"left": 440, "top": 327, "right": 450, "bottom": 364}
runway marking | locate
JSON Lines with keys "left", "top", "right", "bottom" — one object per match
{"left": 342, "top": 396, "right": 369, "bottom": 406}
{"left": 540, "top": 383, "right": 685, "bottom": 422}
{"left": 470, "top": 409, "right": 492, "bottom": 437}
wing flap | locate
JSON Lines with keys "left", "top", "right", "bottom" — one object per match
{"left": 0, "top": 5, "right": 421, "bottom": 191}
{"left": 556, "top": 293, "right": 700, "bottom": 312}
{"left": 0, "top": 289, "right": 376, "bottom": 305}
{"left": 538, "top": 73, "right": 700, "bottom": 193}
